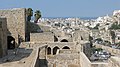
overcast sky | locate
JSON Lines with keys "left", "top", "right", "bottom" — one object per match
{"left": 0, "top": 0, "right": 120, "bottom": 17}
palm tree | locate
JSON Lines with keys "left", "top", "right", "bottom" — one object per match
{"left": 26, "top": 8, "right": 33, "bottom": 21}
{"left": 34, "top": 10, "right": 41, "bottom": 23}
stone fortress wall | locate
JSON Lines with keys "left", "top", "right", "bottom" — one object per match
{"left": 0, "top": 8, "right": 26, "bottom": 47}
{"left": 0, "top": 18, "right": 7, "bottom": 57}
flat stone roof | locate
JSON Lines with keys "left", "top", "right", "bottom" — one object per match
{"left": 0, "top": 44, "right": 47, "bottom": 67}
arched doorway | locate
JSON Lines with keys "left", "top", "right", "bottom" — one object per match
{"left": 62, "top": 46, "right": 70, "bottom": 49}
{"left": 47, "top": 47, "right": 51, "bottom": 55}
{"left": 81, "top": 36, "right": 83, "bottom": 40}
{"left": 61, "top": 39, "right": 68, "bottom": 42}
{"left": 53, "top": 46, "right": 60, "bottom": 55}
{"left": 7, "top": 36, "right": 15, "bottom": 49}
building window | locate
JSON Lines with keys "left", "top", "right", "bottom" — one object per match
{"left": 118, "top": 37, "right": 120, "bottom": 40}
{"left": 53, "top": 46, "right": 60, "bottom": 55}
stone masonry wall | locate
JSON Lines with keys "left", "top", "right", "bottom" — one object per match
{"left": 0, "top": 18, "right": 7, "bottom": 57}
{"left": 0, "top": 8, "right": 26, "bottom": 46}
{"left": 73, "top": 30, "right": 89, "bottom": 42}
{"left": 52, "top": 54, "right": 80, "bottom": 67}
{"left": 80, "top": 52, "right": 108, "bottom": 67}
{"left": 21, "top": 42, "right": 75, "bottom": 50}
{"left": 30, "top": 32, "right": 54, "bottom": 42}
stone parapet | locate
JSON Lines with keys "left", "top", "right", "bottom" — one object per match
{"left": 80, "top": 52, "right": 108, "bottom": 67}
{"left": 94, "top": 43, "right": 120, "bottom": 55}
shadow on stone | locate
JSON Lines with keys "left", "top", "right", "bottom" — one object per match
{"left": 39, "top": 59, "right": 48, "bottom": 67}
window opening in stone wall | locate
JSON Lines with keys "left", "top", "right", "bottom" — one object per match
{"left": 62, "top": 46, "right": 70, "bottom": 49}
{"left": 53, "top": 46, "right": 59, "bottom": 55}
{"left": 7, "top": 36, "right": 15, "bottom": 49}
{"left": 47, "top": 47, "right": 51, "bottom": 55}
{"left": 61, "top": 39, "right": 68, "bottom": 42}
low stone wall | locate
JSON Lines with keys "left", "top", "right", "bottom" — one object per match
{"left": 80, "top": 52, "right": 108, "bottom": 67}
{"left": 21, "top": 42, "right": 76, "bottom": 50}
{"left": 59, "top": 49, "right": 78, "bottom": 54}
{"left": 108, "top": 56, "right": 120, "bottom": 67}
{"left": 48, "top": 53, "right": 80, "bottom": 67}
{"left": 31, "top": 45, "right": 47, "bottom": 67}
{"left": 91, "top": 63, "right": 108, "bottom": 67}
{"left": 30, "top": 32, "right": 54, "bottom": 42}
{"left": 80, "top": 52, "right": 91, "bottom": 67}
{"left": 30, "top": 47, "right": 40, "bottom": 67}
{"left": 94, "top": 43, "right": 120, "bottom": 55}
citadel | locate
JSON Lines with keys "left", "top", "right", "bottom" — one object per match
{"left": 0, "top": 8, "right": 120, "bottom": 67}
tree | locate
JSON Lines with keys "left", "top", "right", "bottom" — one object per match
{"left": 34, "top": 10, "right": 41, "bottom": 23}
{"left": 109, "top": 23, "right": 120, "bottom": 30}
{"left": 26, "top": 8, "right": 33, "bottom": 21}
{"left": 110, "top": 30, "right": 116, "bottom": 44}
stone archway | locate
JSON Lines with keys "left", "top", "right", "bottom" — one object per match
{"left": 62, "top": 46, "right": 70, "bottom": 49}
{"left": 53, "top": 46, "right": 60, "bottom": 55}
{"left": 61, "top": 39, "right": 68, "bottom": 42}
{"left": 7, "top": 36, "right": 15, "bottom": 49}
{"left": 47, "top": 47, "right": 51, "bottom": 55}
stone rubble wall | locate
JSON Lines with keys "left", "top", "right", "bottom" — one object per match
{"left": 0, "top": 8, "right": 26, "bottom": 46}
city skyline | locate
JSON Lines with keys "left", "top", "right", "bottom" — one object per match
{"left": 0, "top": 0, "right": 120, "bottom": 17}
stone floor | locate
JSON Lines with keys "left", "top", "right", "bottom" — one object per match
{"left": 0, "top": 48, "right": 32, "bottom": 65}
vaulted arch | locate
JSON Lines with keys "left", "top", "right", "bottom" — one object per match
{"left": 47, "top": 47, "right": 51, "bottom": 55}
{"left": 53, "top": 46, "right": 60, "bottom": 55}
{"left": 61, "top": 39, "right": 68, "bottom": 42}
{"left": 62, "top": 46, "right": 70, "bottom": 49}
